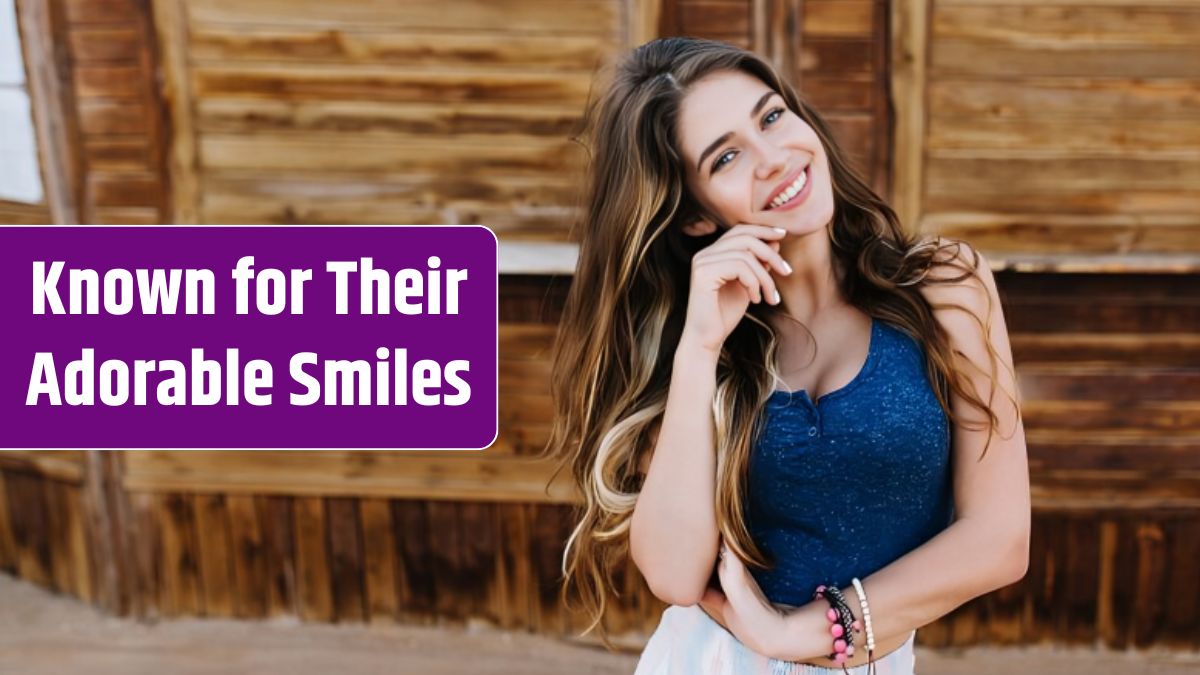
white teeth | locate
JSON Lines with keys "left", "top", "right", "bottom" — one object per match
{"left": 770, "top": 167, "right": 808, "bottom": 209}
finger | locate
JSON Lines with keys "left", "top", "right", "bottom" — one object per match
{"left": 701, "top": 255, "right": 764, "bottom": 303}
{"left": 713, "top": 252, "right": 778, "bottom": 304}
{"left": 722, "top": 223, "right": 789, "bottom": 241}
{"left": 703, "top": 254, "right": 767, "bottom": 304}
{"left": 706, "top": 235, "right": 791, "bottom": 276}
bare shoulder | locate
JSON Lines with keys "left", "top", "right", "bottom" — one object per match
{"left": 916, "top": 239, "right": 996, "bottom": 314}
{"left": 916, "top": 238, "right": 1018, "bottom": 422}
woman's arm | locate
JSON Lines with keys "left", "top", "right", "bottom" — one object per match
{"left": 630, "top": 338, "right": 723, "bottom": 606}
{"left": 766, "top": 244, "right": 1032, "bottom": 661}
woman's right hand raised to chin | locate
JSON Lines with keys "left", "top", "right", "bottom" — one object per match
{"left": 680, "top": 221, "right": 793, "bottom": 355}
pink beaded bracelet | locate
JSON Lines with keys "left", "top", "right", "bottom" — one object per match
{"left": 813, "top": 584, "right": 860, "bottom": 671}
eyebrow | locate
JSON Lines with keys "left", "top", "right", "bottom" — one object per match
{"left": 695, "top": 90, "right": 779, "bottom": 174}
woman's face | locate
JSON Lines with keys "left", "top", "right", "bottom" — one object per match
{"left": 676, "top": 69, "right": 835, "bottom": 237}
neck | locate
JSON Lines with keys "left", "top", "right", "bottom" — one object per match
{"left": 774, "top": 223, "right": 843, "bottom": 324}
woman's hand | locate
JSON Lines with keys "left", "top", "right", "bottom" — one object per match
{"left": 680, "top": 222, "right": 792, "bottom": 354}
{"left": 697, "top": 540, "right": 790, "bottom": 658}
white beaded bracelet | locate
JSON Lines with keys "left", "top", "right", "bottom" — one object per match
{"left": 851, "top": 577, "right": 876, "bottom": 653}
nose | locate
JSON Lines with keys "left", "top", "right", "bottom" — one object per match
{"left": 753, "top": 138, "right": 789, "bottom": 181}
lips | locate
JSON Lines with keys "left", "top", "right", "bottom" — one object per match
{"left": 763, "top": 165, "right": 809, "bottom": 211}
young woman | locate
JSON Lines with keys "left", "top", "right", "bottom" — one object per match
{"left": 545, "top": 37, "right": 1030, "bottom": 674}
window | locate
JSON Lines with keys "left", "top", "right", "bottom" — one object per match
{"left": 0, "top": 0, "right": 43, "bottom": 204}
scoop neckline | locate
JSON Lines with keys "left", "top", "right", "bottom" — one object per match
{"left": 770, "top": 316, "right": 882, "bottom": 407}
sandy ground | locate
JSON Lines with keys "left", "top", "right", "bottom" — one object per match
{"left": 1, "top": 573, "right": 1197, "bottom": 675}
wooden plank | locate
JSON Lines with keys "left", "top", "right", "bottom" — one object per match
{"left": 1011, "top": 332, "right": 1200, "bottom": 366}
{"left": 1162, "top": 518, "right": 1200, "bottom": 645}
{"left": 326, "top": 497, "right": 365, "bottom": 623}
{"left": 257, "top": 495, "right": 297, "bottom": 617}
{"left": 889, "top": 0, "right": 927, "bottom": 232}
{"left": 1022, "top": 400, "right": 1200, "bottom": 433}
{"left": 1066, "top": 518, "right": 1101, "bottom": 642}
{"left": 925, "top": 155, "right": 1200, "bottom": 194}
{"left": 7, "top": 472, "right": 53, "bottom": 588}
{"left": 927, "top": 219, "right": 1200, "bottom": 255}
{"left": 359, "top": 498, "right": 398, "bottom": 622}
{"left": 192, "top": 493, "right": 235, "bottom": 617}
{"left": 151, "top": 0, "right": 200, "bottom": 223}
{"left": 933, "top": 5, "right": 1200, "bottom": 48}
{"left": 83, "top": 137, "right": 154, "bottom": 170}
{"left": 931, "top": 40, "right": 1200, "bottom": 79}
{"left": 0, "top": 451, "right": 85, "bottom": 483}
{"left": 19, "top": 0, "right": 84, "bottom": 223}
{"left": 823, "top": 113, "right": 875, "bottom": 172}
{"left": 1017, "top": 365, "right": 1200, "bottom": 402}
{"left": 226, "top": 494, "right": 268, "bottom": 618}
{"left": 802, "top": 75, "right": 876, "bottom": 110}
{"left": 1131, "top": 521, "right": 1168, "bottom": 646}
{"left": 68, "top": 27, "right": 142, "bottom": 61}
{"left": 86, "top": 173, "right": 162, "bottom": 208}
{"left": 292, "top": 496, "right": 332, "bottom": 621}
{"left": 1031, "top": 474, "right": 1200, "bottom": 511}
{"left": 927, "top": 78, "right": 1200, "bottom": 120}
{"left": 195, "top": 99, "right": 583, "bottom": 137}
{"left": 678, "top": 1, "right": 750, "bottom": 36}
{"left": 939, "top": 0, "right": 1200, "bottom": 7}
{"left": 192, "top": 65, "right": 594, "bottom": 105}
{"left": 493, "top": 502, "right": 532, "bottom": 629}
{"left": 89, "top": 207, "right": 161, "bottom": 224}
{"left": 155, "top": 493, "right": 202, "bottom": 616}
{"left": 188, "top": 27, "right": 615, "bottom": 71}
{"left": 123, "top": 451, "right": 577, "bottom": 503}
{"left": 924, "top": 189, "right": 1200, "bottom": 218}
{"left": 391, "top": 499, "right": 437, "bottom": 622}
{"left": 62, "top": 483, "right": 94, "bottom": 601}
{"left": 73, "top": 65, "right": 144, "bottom": 99}
{"left": 198, "top": 134, "right": 584, "bottom": 174}
{"left": 63, "top": 0, "right": 139, "bottom": 24}
{"left": 129, "top": 491, "right": 161, "bottom": 619}
{"left": 0, "top": 200, "right": 52, "bottom": 225}
{"left": 805, "top": 0, "right": 874, "bottom": 37}
{"left": 928, "top": 117, "right": 1200, "bottom": 154}
{"left": 43, "top": 481, "right": 73, "bottom": 594}
{"left": 427, "top": 501, "right": 467, "bottom": 621}
{"left": 186, "top": 0, "right": 621, "bottom": 34}
{"left": 201, "top": 195, "right": 573, "bottom": 236}
{"left": 800, "top": 38, "right": 875, "bottom": 74}
{"left": 198, "top": 133, "right": 584, "bottom": 173}
{"left": 529, "top": 504, "right": 571, "bottom": 635}
{"left": 0, "top": 471, "right": 15, "bottom": 571}
{"left": 1094, "top": 519, "right": 1120, "bottom": 645}
{"left": 79, "top": 101, "right": 150, "bottom": 135}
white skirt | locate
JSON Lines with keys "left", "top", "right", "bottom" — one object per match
{"left": 634, "top": 604, "right": 917, "bottom": 675}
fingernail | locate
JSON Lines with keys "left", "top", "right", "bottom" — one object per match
{"left": 773, "top": 227, "right": 787, "bottom": 235}
{"left": 783, "top": 261, "right": 793, "bottom": 275}
{"left": 774, "top": 289, "right": 781, "bottom": 304}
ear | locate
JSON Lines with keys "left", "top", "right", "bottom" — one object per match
{"left": 681, "top": 216, "right": 718, "bottom": 237}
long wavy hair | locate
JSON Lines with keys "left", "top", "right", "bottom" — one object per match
{"left": 541, "top": 36, "right": 1020, "bottom": 647}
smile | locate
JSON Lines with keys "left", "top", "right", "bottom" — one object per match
{"left": 765, "top": 165, "right": 811, "bottom": 211}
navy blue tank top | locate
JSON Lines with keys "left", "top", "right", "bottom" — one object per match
{"left": 744, "top": 316, "right": 955, "bottom": 607}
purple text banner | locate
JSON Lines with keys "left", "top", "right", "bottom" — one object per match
{"left": 2, "top": 226, "right": 498, "bottom": 449}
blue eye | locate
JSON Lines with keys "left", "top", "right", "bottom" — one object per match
{"left": 711, "top": 107, "right": 787, "bottom": 173}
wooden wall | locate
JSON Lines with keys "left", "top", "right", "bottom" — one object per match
{"left": 893, "top": 0, "right": 1200, "bottom": 254}
{"left": 4, "top": 270, "right": 1200, "bottom": 650}
{"left": 148, "top": 0, "right": 647, "bottom": 239}
{"left": 7, "top": 0, "right": 170, "bottom": 225}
